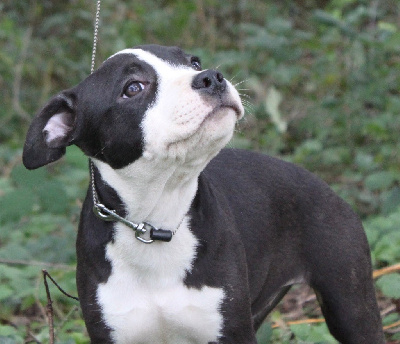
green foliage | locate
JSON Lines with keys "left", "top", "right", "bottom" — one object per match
{"left": 0, "top": 146, "right": 86, "bottom": 340}
{"left": 365, "top": 207, "right": 400, "bottom": 266}
{"left": 1, "top": 0, "right": 399, "bottom": 342}
{"left": 289, "top": 323, "right": 336, "bottom": 343}
{"left": 256, "top": 322, "right": 272, "bottom": 343}
{"left": 376, "top": 274, "right": 400, "bottom": 299}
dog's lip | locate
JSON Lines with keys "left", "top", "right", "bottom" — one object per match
{"left": 194, "top": 102, "right": 242, "bottom": 126}
{"left": 217, "top": 102, "right": 243, "bottom": 119}
{"left": 200, "top": 101, "right": 242, "bottom": 126}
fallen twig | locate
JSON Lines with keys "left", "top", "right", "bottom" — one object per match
{"left": 42, "top": 270, "right": 55, "bottom": 344}
{"left": 383, "top": 320, "right": 400, "bottom": 331}
{"left": 42, "top": 269, "right": 80, "bottom": 344}
{"left": 271, "top": 318, "right": 325, "bottom": 329}
{"left": 42, "top": 269, "right": 79, "bottom": 301}
{"left": 0, "top": 258, "right": 75, "bottom": 270}
{"left": 373, "top": 263, "right": 400, "bottom": 279}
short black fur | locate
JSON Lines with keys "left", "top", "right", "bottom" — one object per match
{"left": 23, "top": 45, "right": 384, "bottom": 344}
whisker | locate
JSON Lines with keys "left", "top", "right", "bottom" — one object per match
{"left": 242, "top": 105, "right": 255, "bottom": 115}
{"left": 241, "top": 99, "right": 254, "bottom": 108}
{"left": 241, "top": 98, "right": 253, "bottom": 105}
{"left": 234, "top": 79, "right": 249, "bottom": 87}
{"left": 229, "top": 71, "right": 241, "bottom": 83}
{"left": 239, "top": 93, "right": 251, "bottom": 99}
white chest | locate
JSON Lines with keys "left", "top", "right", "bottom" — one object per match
{"left": 96, "top": 219, "right": 225, "bottom": 344}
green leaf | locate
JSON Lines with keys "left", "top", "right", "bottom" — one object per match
{"left": 378, "top": 21, "right": 398, "bottom": 33}
{"left": 0, "top": 177, "right": 14, "bottom": 195}
{"left": 289, "top": 323, "right": 309, "bottom": 339}
{"left": 70, "top": 331, "right": 91, "bottom": 344}
{"left": 0, "top": 337, "right": 19, "bottom": 344}
{"left": 36, "top": 181, "right": 69, "bottom": 214}
{"left": 382, "top": 187, "right": 400, "bottom": 215}
{"left": 354, "top": 152, "right": 377, "bottom": 171}
{"left": 290, "top": 323, "right": 337, "bottom": 343}
{"left": 0, "top": 188, "right": 37, "bottom": 224}
{"left": 10, "top": 164, "right": 48, "bottom": 189}
{"left": 256, "top": 321, "right": 272, "bottom": 343}
{"left": 382, "top": 312, "right": 400, "bottom": 326}
{"left": 65, "top": 145, "right": 89, "bottom": 170}
{"left": 0, "top": 242, "right": 31, "bottom": 261}
{"left": 376, "top": 274, "right": 400, "bottom": 298}
{"left": 365, "top": 171, "right": 396, "bottom": 191}
{"left": 0, "top": 286, "right": 14, "bottom": 301}
{"left": 374, "top": 231, "right": 400, "bottom": 263}
{"left": 0, "top": 324, "right": 24, "bottom": 342}
{"left": 0, "top": 325, "right": 16, "bottom": 336}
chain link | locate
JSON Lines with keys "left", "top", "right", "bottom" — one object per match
{"left": 90, "top": 1, "right": 101, "bottom": 75}
{"left": 90, "top": 1, "right": 101, "bottom": 204}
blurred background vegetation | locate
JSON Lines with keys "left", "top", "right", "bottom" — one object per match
{"left": 1, "top": 0, "right": 400, "bottom": 342}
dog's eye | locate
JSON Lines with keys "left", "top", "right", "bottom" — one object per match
{"left": 191, "top": 58, "right": 202, "bottom": 71}
{"left": 123, "top": 82, "right": 145, "bottom": 98}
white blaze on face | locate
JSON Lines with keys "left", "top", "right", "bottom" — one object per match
{"left": 112, "top": 49, "right": 243, "bottom": 162}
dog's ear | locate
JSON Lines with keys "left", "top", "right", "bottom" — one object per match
{"left": 23, "top": 92, "right": 77, "bottom": 170}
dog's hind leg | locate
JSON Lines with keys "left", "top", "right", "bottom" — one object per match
{"left": 298, "top": 193, "right": 385, "bottom": 343}
{"left": 312, "top": 278, "right": 384, "bottom": 344}
{"left": 308, "top": 237, "right": 384, "bottom": 343}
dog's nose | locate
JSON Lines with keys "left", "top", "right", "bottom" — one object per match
{"left": 192, "top": 70, "right": 226, "bottom": 94}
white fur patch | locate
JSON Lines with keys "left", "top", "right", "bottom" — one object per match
{"left": 97, "top": 218, "right": 225, "bottom": 344}
{"left": 43, "top": 112, "right": 71, "bottom": 145}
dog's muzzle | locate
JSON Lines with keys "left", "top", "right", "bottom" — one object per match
{"left": 191, "top": 69, "right": 243, "bottom": 119}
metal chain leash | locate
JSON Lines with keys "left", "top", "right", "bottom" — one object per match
{"left": 86, "top": 1, "right": 174, "bottom": 243}
{"left": 90, "top": 1, "right": 101, "bottom": 205}
{"left": 90, "top": 1, "right": 101, "bottom": 75}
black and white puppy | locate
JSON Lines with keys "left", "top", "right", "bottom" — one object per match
{"left": 23, "top": 45, "right": 384, "bottom": 344}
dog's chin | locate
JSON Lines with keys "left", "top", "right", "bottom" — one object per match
{"left": 174, "top": 107, "right": 237, "bottom": 159}
{"left": 144, "top": 106, "right": 237, "bottom": 163}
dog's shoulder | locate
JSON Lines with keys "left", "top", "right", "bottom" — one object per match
{"left": 206, "top": 148, "right": 326, "bottom": 189}
{"left": 203, "top": 148, "right": 352, "bottom": 220}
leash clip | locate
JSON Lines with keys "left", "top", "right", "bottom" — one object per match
{"left": 93, "top": 203, "right": 173, "bottom": 244}
{"left": 135, "top": 223, "right": 154, "bottom": 244}
{"left": 93, "top": 204, "right": 137, "bottom": 230}
{"left": 135, "top": 223, "right": 173, "bottom": 244}
{"left": 93, "top": 203, "right": 115, "bottom": 221}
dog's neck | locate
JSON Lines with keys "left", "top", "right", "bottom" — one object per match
{"left": 93, "top": 155, "right": 210, "bottom": 231}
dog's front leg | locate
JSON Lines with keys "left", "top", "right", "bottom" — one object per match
{"left": 185, "top": 232, "right": 258, "bottom": 343}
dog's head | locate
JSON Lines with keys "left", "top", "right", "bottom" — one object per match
{"left": 23, "top": 45, "right": 244, "bottom": 170}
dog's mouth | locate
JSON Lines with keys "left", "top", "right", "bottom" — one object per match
{"left": 197, "top": 100, "right": 242, "bottom": 130}
{"left": 206, "top": 98, "right": 244, "bottom": 120}
{"left": 165, "top": 100, "right": 242, "bottom": 151}
{"left": 217, "top": 102, "right": 243, "bottom": 119}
